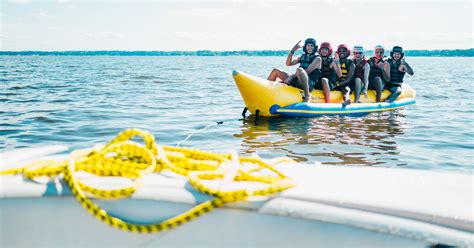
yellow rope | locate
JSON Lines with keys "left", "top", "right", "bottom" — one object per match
{"left": 1, "top": 128, "right": 296, "bottom": 233}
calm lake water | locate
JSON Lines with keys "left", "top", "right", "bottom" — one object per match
{"left": 1, "top": 56, "right": 473, "bottom": 172}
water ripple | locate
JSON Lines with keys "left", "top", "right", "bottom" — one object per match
{"left": 1, "top": 56, "right": 473, "bottom": 172}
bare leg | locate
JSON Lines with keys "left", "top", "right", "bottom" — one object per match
{"left": 321, "top": 78, "right": 330, "bottom": 103}
{"left": 342, "top": 87, "right": 351, "bottom": 106}
{"left": 374, "top": 77, "right": 384, "bottom": 102}
{"left": 296, "top": 68, "right": 311, "bottom": 102}
{"left": 354, "top": 78, "right": 362, "bottom": 103}
{"left": 267, "top": 68, "right": 289, "bottom": 82}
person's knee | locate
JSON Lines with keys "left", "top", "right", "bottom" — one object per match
{"left": 321, "top": 78, "right": 329, "bottom": 85}
{"left": 296, "top": 67, "right": 306, "bottom": 76}
{"left": 272, "top": 68, "right": 283, "bottom": 76}
{"left": 376, "top": 82, "right": 384, "bottom": 90}
{"left": 355, "top": 78, "right": 361, "bottom": 86}
{"left": 390, "top": 87, "right": 401, "bottom": 93}
{"left": 272, "top": 68, "right": 282, "bottom": 73}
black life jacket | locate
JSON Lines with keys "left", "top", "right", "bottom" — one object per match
{"left": 368, "top": 57, "right": 386, "bottom": 81}
{"left": 387, "top": 58, "right": 406, "bottom": 84}
{"left": 299, "top": 53, "right": 317, "bottom": 69}
{"left": 339, "top": 58, "right": 353, "bottom": 81}
{"left": 320, "top": 56, "right": 337, "bottom": 83}
{"left": 299, "top": 54, "right": 321, "bottom": 82}
{"left": 353, "top": 59, "right": 368, "bottom": 79}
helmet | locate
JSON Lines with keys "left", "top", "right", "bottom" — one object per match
{"left": 303, "top": 38, "right": 317, "bottom": 55}
{"left": 374, "top": 45, "right": 385, "bottom": 55}
{"left": 353, "top": 45, "right": 364, "bottom": 55}
{"left": 318, "top": 42, "right": 333, "bottom": 57}
{"left": 390, "top": 46, "right": 404, "bottom": 59}
{"left": 336, "top": 44, "right": 350, "bottom": 56}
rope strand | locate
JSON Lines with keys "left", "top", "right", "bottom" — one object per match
{"left": 1, "top": 128, "right": 296, "bottom": 233}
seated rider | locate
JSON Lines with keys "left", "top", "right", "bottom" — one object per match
{"left": 368, "top": 45, "right": 390, "bottom": 102}
{"left": 267, "top": 38, "right": 322, "bottom": 102}
{"left": 385, "top": 46, "right": 414, "bottom": 102}
{"left": 318, "top": 42, "right": 342, "bottom": 103}
{"left": 350, "top": 45, "right": 370, "bottom": 103}
{"left": 333, "top": 44, "right": 355, "bottom": 106}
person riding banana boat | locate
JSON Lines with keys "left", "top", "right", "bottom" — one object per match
{"left": 385, "top": 46, "right": 414, "bottom": 102}
{"left": 333, "top": 44, "right": 355, "bottom": 106}
{"left": 350, "top": 45, "right": 370, "bottom": 103}
{"left": 267, "top": 38, "right": 321, "bottom": 102}
{"left": 317, "top": 42, "right": 342, "bottom": 103}
{"left": 368, "top": 45, "right": 390, "bottom": 102}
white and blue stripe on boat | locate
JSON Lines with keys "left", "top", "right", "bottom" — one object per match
{"left": 271, "top": 98, "right": 416, "bottom": 117}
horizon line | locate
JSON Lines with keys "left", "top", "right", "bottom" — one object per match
{"left": 1, "top": 48, "right": 474, "bottom": 52}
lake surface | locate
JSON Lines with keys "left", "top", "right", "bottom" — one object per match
{"left": 1, "top": 56, "right": 473, "bottom": 172}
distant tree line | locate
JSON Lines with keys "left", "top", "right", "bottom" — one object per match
{"left": 0, "top": 49, "right": 472, "bottom": 57}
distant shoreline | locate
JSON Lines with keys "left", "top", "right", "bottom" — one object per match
{"left": 1, "top": 49, "right": 473, "bottom": 57}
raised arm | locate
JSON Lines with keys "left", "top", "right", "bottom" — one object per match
{"left": 401, "top": 59, "right": 414, "bottom": 75}
{"left": 286, "top": 40, "right": 302, "bottom": 66}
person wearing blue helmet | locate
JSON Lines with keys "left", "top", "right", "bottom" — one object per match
{"left": 385, "top": 46, "right": 414, "bottom": 102}
{"left": 267, "top": 38, "right": 322, "bottom": 102}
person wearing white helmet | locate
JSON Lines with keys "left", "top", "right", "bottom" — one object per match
{"left": 350, "top": 45, "right": 370, "bottom": 103}
{"left": 385, "top": 46, "right": 414, "bottom": 102}
{"left": 368, "top": 45, "right": 390, "bottom": 102}
{"left": 267, "top": 38, "right": 322, "bottom": 102}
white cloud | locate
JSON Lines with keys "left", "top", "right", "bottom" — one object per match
{"left": 7, "top": 0, "right": 30, "bottom": 4}
{"left": 83, "top": 32, "right": 125, "bottom": 40}
{"left": 46, "top": 27, "right": 60, "bottom": 31}
{"left": 173, "top": 32, "right": 194, "bottom": 40}
{"left": 173, "top": 8, "right": 234, "bottom": 17}
{"left": 32, "top": 12, "right": 53, "bottom": 19}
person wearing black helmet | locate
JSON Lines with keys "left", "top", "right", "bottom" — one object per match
{"left": 368, "top": 45, "right": 390, "bottom": 102}
{"left": 267, "top": 38, "right": 322, "bottom": 102}
{"left": 385, "top": 46, "right": 414, "bottom": 102}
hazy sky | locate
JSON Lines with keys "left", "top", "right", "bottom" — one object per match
{"left": 2, "top": 0, "right": 473, "bottom": 51}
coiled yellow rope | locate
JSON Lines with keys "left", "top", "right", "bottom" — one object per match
{"left": 1, "top": 129, "right": 296, "bottom": 233}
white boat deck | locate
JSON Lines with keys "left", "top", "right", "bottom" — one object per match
{"left": 1, "top": 146, "right": 473, "bottom": 247}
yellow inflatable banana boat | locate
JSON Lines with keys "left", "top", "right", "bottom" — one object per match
{"left": 232, "top": 70, "right": 416, "bottom": 117}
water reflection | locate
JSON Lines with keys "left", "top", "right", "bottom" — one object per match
{"left": 235, "top": 110, "right": 409, "bottom": 167}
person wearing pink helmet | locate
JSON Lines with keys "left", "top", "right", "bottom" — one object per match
{"left": 267, "top": 38, "right": 321, "bottom": 102}
{"left": 333, "top": 44, "right": 355, "bottom": 106}
{"left": 317, "top": 42, "right": 342, "bottom": 103}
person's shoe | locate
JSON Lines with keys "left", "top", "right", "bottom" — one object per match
{"left": 342, "top": 99, "right": 351, "bottom": 106}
